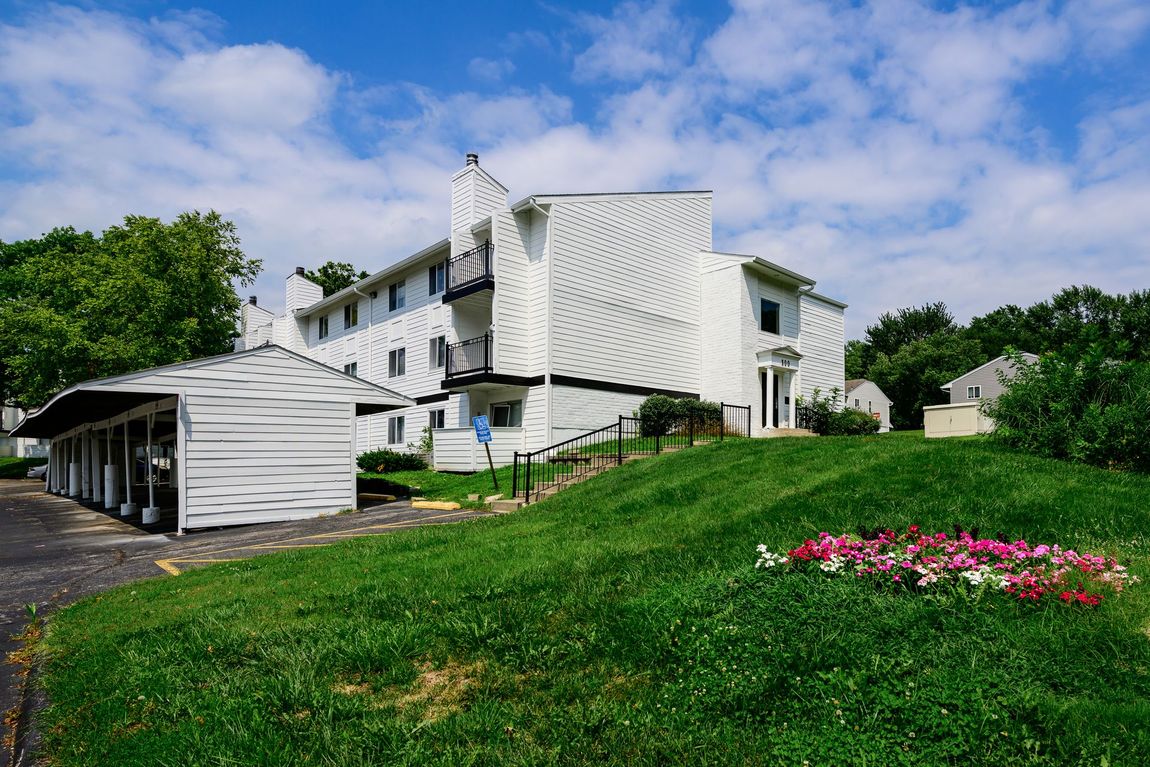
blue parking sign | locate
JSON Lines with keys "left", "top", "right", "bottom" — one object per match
{"left": 472, "top": 415, "right": 492, "bottom": 444}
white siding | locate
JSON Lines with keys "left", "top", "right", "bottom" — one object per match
{"left": 798, "top": 294, "right": 846, "bottom": 403}
{"left": 526, "top": 209, "right": 550, "bottom": 377}
{"left": 549, "top": 195, "right": 712, "bottom": 393}
{"left": 492, "top": 210, "right": 532, "bottom": 377}
{"left": 550, "top": 385, "right": 646, "bottom": 442}
{"left": 699, "top": 257, "right": 748, "bottom": 409}
{"left": 432, "top": 427, "right": 524, "bottom": 471}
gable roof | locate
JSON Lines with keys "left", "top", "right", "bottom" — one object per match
{"left": 844, "top": 379, "right": 866, "bottom": 394}
{"left": 11, "top": 345, "right": 414, "bottom": 438}
{"left": 940, "top": 352, "right": 1040, "bottom": 391}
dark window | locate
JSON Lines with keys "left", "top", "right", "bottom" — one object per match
{"left": 388, "top": 280, "right": 406, "bottom": 311}
{"left": 429, "top": 335, "right": 446, "bottom": 369}
{"left": 967, "top": 385, "right": 981, "bottom": 399}
{"left": 343, "top": 361, "right": 358, "bottom": 377}
{"left": 388, "top": 416, "right": 405, "bottom": 445}
{"left": 760, "top": 299, "right": 780, "bottom": 334}
{"left": 491, "top": 401, "right": 523, "bottom": 428}
{"left": 429, "top": 409, "right": 445, "bottom": 429}
{"left": 388, "top": 348, "right": 406, "bottom": 378}
{"left": 428, "top": 262, "right": 445, "bottom": 295}
{"left": 344, "top": 302, "right": 358, "bottom": 329}
{"left": 318, "top": 316, "right": 329, "bottom": 340}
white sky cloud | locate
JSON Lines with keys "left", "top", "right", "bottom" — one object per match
{"left": 0, "top": 1, "right": 1148, "bottom": 339}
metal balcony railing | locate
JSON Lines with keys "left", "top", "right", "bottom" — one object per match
{"left": 445, "top": 333, "right": 492, "bottom": 378}
{"left": 446, "top": 240, "right": 494, "bottom": 295}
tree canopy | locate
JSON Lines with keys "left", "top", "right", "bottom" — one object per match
{"left": 305, "top": 261, "right": 369, "bottom": 297}
{"left": 847, "top": 286, "right": 1150, "bottom": 429}
{"left": 0, "top": 212, "right": 261, "bottom": 408}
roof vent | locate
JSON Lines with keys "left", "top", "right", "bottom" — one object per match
{"left": 248, "top": 296, "right": 258, "bottom": 305}
{"left": 294, "top": 266, "right": 306, "bottom": 276}
{"left": 466, "top": 152, "right": 479, "bottom": 166}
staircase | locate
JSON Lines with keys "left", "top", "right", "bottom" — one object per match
{"left": 498, "top": 404, "right": 752, "bottom": 510}
{"left": 766, "top": 427, "right": 816, "bottom": 438}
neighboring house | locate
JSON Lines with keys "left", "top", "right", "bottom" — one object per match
{"left": 843, "top": 379, "right": 892, "bottom": 433}
{"left": 242, "top": 154, "right": 847, "bottom": 468}
{"left": 0, "top": 404, "right": 49, "bottom": 458}
{"left": 924, "top": 353, "right": 1039, "bottom": 438}
{"left": 940, "top": 353, "right": 1040, "bottom": 404}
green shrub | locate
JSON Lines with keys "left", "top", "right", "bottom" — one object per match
{"left": 637, "top": 395, "right": 722, "bottom": 436}
{"left": 986, "top": 348, "right": 1150, "bottom": 472}
{"left": 794, "top": 387, "right": 839, "bottom": 435}
{"left": 826, "top": 408, "right": 881, "bottom": 436}
{"left": 355, "top": 448, "right": 427, "bottom": 473}
{"left": 0, "top": 456, "right": 46, "bottom": 478}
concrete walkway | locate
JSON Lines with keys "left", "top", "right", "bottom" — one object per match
{"left": 0, "top": 479, "right": 494, "bottom": 766}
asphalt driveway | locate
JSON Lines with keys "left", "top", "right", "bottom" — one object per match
{"left": 0, "top": 478, "right": 494, "bottom": 766}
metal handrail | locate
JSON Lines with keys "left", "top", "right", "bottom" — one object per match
{"left": 446, "top": 240, "right": 493, "bottom": 292}
{"left": 445, "top": 333, "right": 491, "bottom": 378}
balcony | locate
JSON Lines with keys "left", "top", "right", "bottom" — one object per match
{"left": 444, "top": 241, "right": 494, "bottom": 303}
{"left": 445, "top": 333, "right": 492, "bottom": 379}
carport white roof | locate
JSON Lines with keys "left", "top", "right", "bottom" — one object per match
{"left": 11, "top": 345, "right": 415, "bottom": 438}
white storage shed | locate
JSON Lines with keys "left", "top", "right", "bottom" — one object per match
{"left": 10, "top": 345, "right": 414, "bottom": 533}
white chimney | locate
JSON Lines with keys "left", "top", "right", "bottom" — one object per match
{"left": 285, "top": 266, "right": 323, "bottom": 312}
{"left": 450, "top": 152, "right": 509, "bottom": 233}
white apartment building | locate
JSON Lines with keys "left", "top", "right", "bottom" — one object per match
{"left": 241, "top": 154, "right": 847, "bottom": 469}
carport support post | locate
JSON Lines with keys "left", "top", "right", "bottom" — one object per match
{"left": 120, "top": 420, "right": 137, "bottom": 517}
{"left": 142, "top": 411, "right": 160, "bottom": 525}
{"left": 104, "top": 426, "right": 119, "bottom": 509}
{"left": 68, "top": 435, "right": 80, "bottom": 498}
{"left": 80, "top": 430, "right": 91, "bottom": 499}
{"left": 91, "top": 430, "right": 103, "bottom": 504}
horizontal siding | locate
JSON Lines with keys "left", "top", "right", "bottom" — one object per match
{"left": 798, "top": 295, "right": 846, "bottom": 403}
{"left": 549, "top": 196, "right": 711, "bottom": 392}
{"left": 550, "top": 386, "right": 645, "bottom": 443}
{"left": 493, "top": 210, "right": 531, "bottom": 377}
{"left": 699, "top": 260, "right": 748, "bottom": 408}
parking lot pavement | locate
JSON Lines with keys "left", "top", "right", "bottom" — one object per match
{"left": 0, "top": 479, "right": 495, "bottom": 766}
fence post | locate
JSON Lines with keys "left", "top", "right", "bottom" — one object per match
{"left": 656, "top": 433, "right": 661, "bottom": 454}
{"left": 688, "top": 412, "right": 694, "bottom": 447}
{"left": 512, "top": 452, "right": 519, "bottom": 499}
{"left": 617, "top": 415, "right": 623, "bottom": 466}
{"left": 720, "top": 402, "right": 725, "bottom": 442}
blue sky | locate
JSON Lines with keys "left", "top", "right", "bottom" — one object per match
{"left": 1, "top": 0, "right": 1148, "bottom": 337}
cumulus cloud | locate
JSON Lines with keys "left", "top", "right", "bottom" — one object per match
{"left": 0, "top": 1, "right": 1148, "bottom": 337}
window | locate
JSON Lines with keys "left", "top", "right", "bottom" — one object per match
{"left": 428, "top": 262, "right": 445, "bottom": 295}
{"left": 854, "top": 398, "right": 860, "bottom": 408}
{"left": 318, "top": 315, "right": 329, "bottom": 340}
{"left": 388, "top": 280, "right": 406, "bottom": 311}
{"left": 967, "top": 385, "right": 981, "bottom": 399}
{"left": 429, "top": 335, "right": 446, "bottom": 369}
{"left": 491, "top": 400, "right": 523, "bottom": 428}
{"left": 344, "top": 302, "right": 358, "bottom": 329}
{"left": 760, "top": 299, "right": 780, "bottom": 334}
{"left": 428, "top": 409, "right": 445, "bottom": 429}
{"left": 388, "top": 348, "right": 406, "bottom": 378}
{"left": 388, "top": 416, "right": 405, "bottom": 445}
{"left": 343, "top": 361, "right": 358, "bottom": 377}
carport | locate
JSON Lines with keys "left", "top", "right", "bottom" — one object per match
{"left": 11, "top": 345, "right": 414, "bottom": 534}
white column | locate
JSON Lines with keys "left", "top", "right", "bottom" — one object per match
{"left": 120, "top": 420, "right": 137, "bottom": 517}
{"left": 91, "top": 432, "right": 103, "bottom": 504}
{"left": 104, "top": 427, "right": 119, "bottom": 509}
{"left": 765, "top": 366, "right": 775, "bottom": 430}
{"left": 68, "top": 436, "right": 80, "bottom": 497}
{"left": 168, "top": 442, "right": 178, "bottom": 490}
{"left": 80, "top": 431, "right": 91, "bottom": 499}
{"left": 788, "top": 373, "right": 798, "bottom": 428}
{"left": 142, "top": 411, "right": 160, "bottom": 524}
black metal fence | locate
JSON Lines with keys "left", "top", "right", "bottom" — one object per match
{"left": 512, "top": 403, "right": 751, "bottom": 501}
{"left": 445, "top": 334, "right": 491, "bottom": 378}
{"left": 446, "top": 240, "right": 493, "bottom": 292}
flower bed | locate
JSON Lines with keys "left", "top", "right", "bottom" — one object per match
{"left": 756, "top": 525, "right": 1139, "bottom": 605}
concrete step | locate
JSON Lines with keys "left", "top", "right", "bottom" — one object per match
{"left": 767, "top": 428, "right": 816, "bottom": 438}
{"left": 489, "top": 498, "right": 525, "bottom": 513}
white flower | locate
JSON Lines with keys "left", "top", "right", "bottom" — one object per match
{"left": 755, "top": 548, "right": 790, "bottom": 569}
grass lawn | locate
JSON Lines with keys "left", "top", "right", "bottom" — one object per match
{"left": 0, "top": 455, "right": 44, "bottom": 478}
{"left": 35, "top": 434, "right": 1150, "bottom": 765}
{"left": 359, "top": 465, "right": 513, "bottom": 508}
